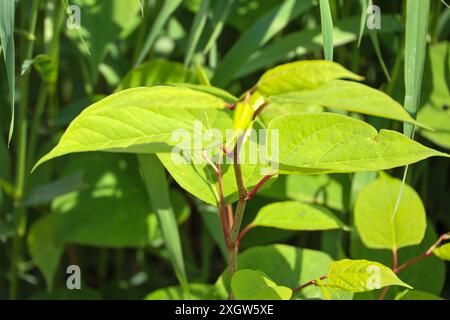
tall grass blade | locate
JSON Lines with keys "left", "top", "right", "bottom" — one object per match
{"left": 184, "top": 0, "right": 210, "bottom": 67}
{"left": 392, "top": 0, "right": 430, "bottom": 221}
{"left": 138, "top": 154, "right": 190, "bottom": 295}
{"left": 212, "top": 0, "right": 314, "bottom": 87}
{"left": 203, "top": 0, "right": 234, "bottom": 54}
{"left": 369, "top": 30, "right": 391, "bottom": 81}
{"left": 0, "top": 0, "right": 16, "bottom": 145}
{"left": 319, "top": 0, "right": 334, "bottom": 61}
{"left": 357, "top": 0, "right": 368, "bottom": 47}
{"left": 135, "top": 0, "right": 183, "bottom": 66}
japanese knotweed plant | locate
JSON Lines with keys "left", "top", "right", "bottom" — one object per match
{"left": 33, "top": 60, "right": 450, "bottom": 300}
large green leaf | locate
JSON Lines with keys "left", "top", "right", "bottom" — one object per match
{"left": 269, "top": 80, "right": 420, "bottom": 125}
{"left": 214, "top": 244, "right": 352, "bottom": 300}
{"left": 251, "top": 201, "right": 345, "bottom": 231}
{"left": 33, "top": 86, "right": 233, "bottom": 171}
{"left": 267, "top": 113, "right": 449, "bottom": 174}
{"left": 354, "top": 173, "right": 426, "bottom": 250}
{"left": 257, "top": 60, "right": 362, "bottom": 97}
{"left": 327, "top": 259, "right": 411, "bottom": 293}
{"left": 231, "top": 270, "right": 292, "bottom": 300}
{"left": 0, "top": 0, "right": 15, "bottom": 143}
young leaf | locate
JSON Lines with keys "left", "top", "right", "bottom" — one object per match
{"left": 433, "top": 243, "right": 450, "bottom": 261}
{"left": 138, "top": 154, "right": 190, "bottom": 295}
{"left": 212, "top": 0, "right": 315, "bottom": 87}
{"left": 354, "top": 173, "right": 426, "bottom": 250}
{"left": 158, "top": 133, "right": 273, "bottom": 206}
{"left": 251, "top": 201, "right": 345, "bottom": 231}
{"left": 33, "top": 87, "right": 233, "bottom": 171}
{"left": 257, "top": 60, "right": 363, "bottom": 97}
{"left": 231, "top": 270, "right": 292, "bottom": 300}
{"left": 267, "top": 113, "right": 449, "bottom": 174}
{"left": 318, "top": 0, "right": 334, "bottom": 61}
{"left": 269, "top": 80, "right": 420, "bottom": 125}
{"left": 327, "top": 259, "right": 412, "bottom": 292}
{"left": 0, "top": 0, "right": 15, "bottom": 144}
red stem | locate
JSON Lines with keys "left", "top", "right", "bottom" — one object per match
{"left": 292, "top": 276, "right": 328, "bottom": 294}
{"left": 246, "top": 174, "right": 274, "bottom": 200}
{"left": 237, "top": 223, "right": 254, "bottom": 244}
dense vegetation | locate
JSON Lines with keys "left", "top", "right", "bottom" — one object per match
{"left": 0, "top": 0, "right": 449, "bottom": 300}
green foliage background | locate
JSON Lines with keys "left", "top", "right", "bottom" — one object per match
{"left": 0, "top": 0, "right": 449, "bottom": 300}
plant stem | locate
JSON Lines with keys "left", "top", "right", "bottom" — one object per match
{"left": 10, "top": 0, "right": 39, "bottom": 300}
{"left": 246, "top": 174, "right": 274, "bottom": 200}
{"left": 292, "top": 275, "right": 328, "bottom": 294}
{"left": 228, "top": 140, "right": 248, "bottom": 280}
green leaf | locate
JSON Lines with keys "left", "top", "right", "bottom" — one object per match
{"left": 116, "top": 59, "right": 197, "bottom": 92}
{"left": 212, "top": 0, "right": 315, "bottom": 87}
{"left": 135, "top": 0, "right": 183, "bottom": 66}
{"left": 33, "top": 86, "right": 233, "bottom": 171}
{"left": 233, "top": 100, "right": 254, "bottom": 131}
{"left": 259, "top": 174, "right": 349, "bottom": 211}
{"left": 251, "top": 201, "right": 345, "bottom": 231}
{"left": 354, "top": 173, "right": 426, "bottom": 250}
{"left": 257, "top": 60, "right": 363, "bottom": 97}
{"left": 231, "top": 270, "right": 292, "bottom": 300}
{"left": 214, "top": 244, "right": 352, "bottom": 300}
{"left": 22, "top": 172, "right": 86, "bottom": 207}
{"left": 27, "top": 215, "right": 64, "bottom": 290}
{"left": 327, "top": 259, "right": 412, "bottom": 293}
{"left": 145, "top": 283, "right": 214, "bottom": 300}
{"left": 351, "top": 222, "right": 446, "bottom": 297}
{"left": 21, "top": 54, "right": 57, "bottom": 83}
{"left": 0, "top": 0, "right": 15, "bottom": 144}
{"left": 319, "top": 0, "right": 334, "bottom": 61}
{"left": 267, "top": 113, "right": 449, "bottom": 174}
{"left": 433, "top": 243, "right": 450, "bottom": 261}
{"left": 269, "top": 80, "right": 419, "bottom": 125}
{"left": 138, "top": 154, "right": 189, "bottom": 294}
